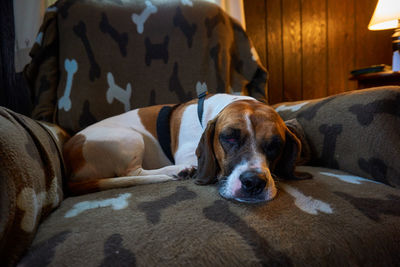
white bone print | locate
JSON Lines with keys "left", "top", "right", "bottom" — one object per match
{"left": 280, "top": 183, "right": 333, "bottom": 215}
{"left": 275, "top": 102, "right": 309, "bottom": 112}
{"left": 250, "top": 47, "right": 259, "bottom": 62}
{"left": 131, "top": 0, "right": 157, "bottom": 34}
{"left": 58, "top": 58, "right": 78, "bottom": 112}
{"left": 35, "top": 32, "right": 43, "bottom": 45}
{"left": 106, "top": 72, "right": 132, "bottom": 112}
{"left": 195, "top": 81, "right": 208, "bottom": 96}
{"left": 46, "top": 6, "right": 58, "bottom": 13}
{"left": 319, "top": 171, "right": 382, "bottom": 185}
{"left": 181, "top": 0, "right": 193, "bottom": 6}
{"left": 16, "top": 178, "right": 60, "bottom": 232}
{"left": 64, "top": 193, "right": 131, "bottom": 218}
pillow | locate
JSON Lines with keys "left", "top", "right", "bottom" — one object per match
{"left": 25, "top": 0, "right": 268, "bottom": 134}
{"left": 273, "top": 86, "right": 400, "bottom": 188}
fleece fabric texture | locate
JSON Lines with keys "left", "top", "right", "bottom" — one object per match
{"left": 0, "top": 107, "right": 69, "bottom": 266}
{"left": 18, "top": 166, "right": 400, "bottom": 266}
{"left": 24, "top": 0, "right": 268, "bottom": 134}
{"left": 274, "top": 86, "right": 400, "bottom": 188}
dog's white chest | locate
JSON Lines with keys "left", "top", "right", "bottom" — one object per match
{"left": 174, "top": 104, "right": 203, "bottom": 165}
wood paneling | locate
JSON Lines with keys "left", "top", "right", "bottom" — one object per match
{"left": 355, "top": 0, "right": 393, "bottom": 68}
{"left": 302, "top": 0, "right": 327, "bottom": 99}
{"left": 266, "top": 0, "right": 284, "bottom": 104}
{"left": 282, "top": 0, "right": 302, "bottom": 101}
{"left": 244, "top": 0, "right": 393, "bottom": 104}
{"left": 243, "top": 0, "right": 267, "bottom": 65}
{"left": 327, "top": 0, "right": 356, "bottom": 95}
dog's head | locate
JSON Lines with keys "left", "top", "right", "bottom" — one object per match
{"left": 195, "top": 100, "right": 311, "bottom": 203}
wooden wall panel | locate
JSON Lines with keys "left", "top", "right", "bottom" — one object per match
{"left": 243, "top": 0, "right": 267, "bottom": 65}
{"left": 244, "top": 0, "right": 393, "bottom": 104}
{"left": 327, "top": 0, "right": 357, "bottom": 95}
{"left": 266, "top": 0, "right": 283, "bottom": 104}
{"left": 302, "top": 0, "right": 327, "bottom": 100}
{"left": 355, "top": 0, "right": 392, "bottom": 68}
{"left": 282, "top": 0, "right": 302, "bottom": 101}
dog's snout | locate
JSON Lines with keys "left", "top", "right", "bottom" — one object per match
{"left": 239, "top": 170, "right": 267, "bottom": 195}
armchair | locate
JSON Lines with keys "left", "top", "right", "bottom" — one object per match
{"left": 1, "top": 1, "right": 400, "bottom": 266}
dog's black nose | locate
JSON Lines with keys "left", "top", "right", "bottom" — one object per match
{"left": 239, "top": 171, "right": 267, "bottom": 195}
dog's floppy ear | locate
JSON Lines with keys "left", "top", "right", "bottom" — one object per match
{"left": 194, "top": 118, "right": 220, "bottom": 185}
{"left": 274, "top": 126, "right": 312, "bottom": 180}
{"left": 284, "top": 118, "right": 311, "bottom": 165}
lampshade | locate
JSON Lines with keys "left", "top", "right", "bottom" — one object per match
{"left": 368, "top": 0, "right": 400, "bottom": 30}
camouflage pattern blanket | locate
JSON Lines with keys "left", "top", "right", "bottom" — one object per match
{"left": 18, "top": 166, "right": 400, "bottom": 266}
{"left": 0, "top": 107, "right": 69, "bottom": 266}
{"left": 274, "top": 86, "right": 400, "bottom": 189}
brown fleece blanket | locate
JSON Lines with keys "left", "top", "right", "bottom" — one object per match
{"left": 24, "top": 0, "right": 268, "bottom": 134}
{"left": 18, "top": 166, "right": 400, "bottom": 266}
{"left": 0, "top": 107, "right": 68, "bottom": 266}
{"left": 274, "top": 86, "right": 400, "bottom": 188}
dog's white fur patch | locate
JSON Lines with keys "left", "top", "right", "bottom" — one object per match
{"left": 319, "top": 171, "right": 381, "bottom": 185}
{"left": 244, "top": 112, "right": 256, "bottom": 151}
{"left": 281, "top": 183, "right": 333, "bottom": 215}
{"left": 65, "top": 193, "right": 131, "bottom": 218}
{"left": 222, "top": 161, "right": 249, "bottom": 198}
{"left": 275, "top": 102, "right": 309, "bottom": 112}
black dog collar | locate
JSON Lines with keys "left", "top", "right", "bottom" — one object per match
{"left": 196, "top": 84, "right": 208, "bottom": 128}
{"left": 156, "top": 106, "right": 175, "bottom": 164}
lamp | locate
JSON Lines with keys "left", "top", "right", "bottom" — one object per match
{"left": 368, "top": 0, "right": 400, "bottom": 71}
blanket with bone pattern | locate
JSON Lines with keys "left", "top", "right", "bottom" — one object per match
{"left": 24, "top": 0, "right": 268, "bottom": 134}
{"left": 17, "top": 166, "right": 400, "bottom": 266}
{"left": 273, "top": 86, "right": 400, "bottom": 189}
{"left": 0, "top": 107, "right": 69, "bottom": 266}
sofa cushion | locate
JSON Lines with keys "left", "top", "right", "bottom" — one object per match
{"left": 18, "top": 166, "right": 400, "bottom": 266}
{"left": 274, "top": 86, "right": 400, "bottom": 188}
{"left": 0, "top": 107, "right": 68, "bottom": 266}
{"left": 24, "top": 0, "right": 268, "bottom": 134}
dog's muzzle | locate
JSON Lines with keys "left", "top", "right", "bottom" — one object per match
{"left": 218, "top": 163, "right": 277, "bottom": 204}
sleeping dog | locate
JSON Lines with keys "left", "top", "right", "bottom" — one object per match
{"left": 63, "top": 94, "right": 310, "bottom": 202}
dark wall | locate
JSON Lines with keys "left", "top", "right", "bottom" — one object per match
{"left": 244, "top": 0, "right": 393, "bottom": 104}
{"left": 0, "top": 0, "right": 32, "bottom": 115}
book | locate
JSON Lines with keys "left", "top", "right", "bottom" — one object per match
{"left": 350, "top": 64, "right": 391, "bottom": 76}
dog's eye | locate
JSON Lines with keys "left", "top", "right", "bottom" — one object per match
{"left": 263, "top": 136, "right": 282, "bottom": 161}
{"left": 220, "top": 135, "right": 239, "bottom": 145}
{"left": 219, "top": 129, "right": 241, "bottom": 147}
{"left": 225, "top": 137, "right": 238, "bottom": 144}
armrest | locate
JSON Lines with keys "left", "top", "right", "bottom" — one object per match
{"left": 273, "top": 86, "right": 400, "bottom": 188}
{"left": 0, "top": 107, "right": 65, "bottom": 266}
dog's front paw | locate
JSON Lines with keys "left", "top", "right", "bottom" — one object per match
{"left": 176, "top": 167, "right": 197, "bottom": 180}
